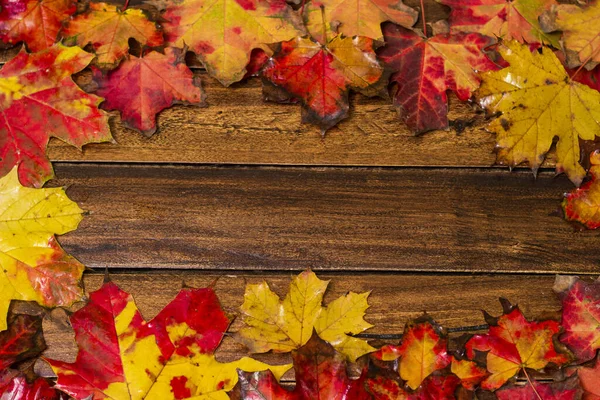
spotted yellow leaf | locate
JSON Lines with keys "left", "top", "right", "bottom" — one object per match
{"left": 477, "top": 40, "right": 600, "bottom": 186}
{"left": 235, "top": 269, "right": 375, "bottom": 361}
{"left": 0, "top": 167, "right": 84, "bottom": 331}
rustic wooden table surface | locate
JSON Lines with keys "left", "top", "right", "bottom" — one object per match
{"left": 14, "top": 0, "right": 598, "bottom": 379}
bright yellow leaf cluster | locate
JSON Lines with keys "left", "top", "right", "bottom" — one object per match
{"left": 235, "top": 269, "right": 375, "bottom": 361}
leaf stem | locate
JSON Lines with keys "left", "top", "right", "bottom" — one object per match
{"left": 419, "top": 0, "right": 427, "bottom": 34}
{"left": 571, "top": 45, "right": 599, "bottom": 81}
{"left": 522, "top": 368, "right": 543, "bottom": 400}
{"left": 121, "top": 0, "right": 130, "bottom": 11}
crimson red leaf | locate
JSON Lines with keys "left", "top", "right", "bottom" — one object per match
{"left": 93, "top": 48, "right": 206, "bottom": 136}
{"left": 579, "top": 355, "right": 600, "bottom": 399}
{"left": 378, "top": 23, "right": 497, "bottom": 133}
{"left": 0, "top": 372, "right": 67, "bottom": 400}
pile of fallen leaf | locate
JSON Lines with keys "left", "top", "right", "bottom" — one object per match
{"left": 0, "top": 0, "right": 600, "bottom": 226}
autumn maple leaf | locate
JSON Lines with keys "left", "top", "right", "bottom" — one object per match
{"left": 262, "top": 35, "right": 384, "bottom": 133}
{"left": 235, "top": 269, "right": 375, "bottom": 362}
{"left": 47, "top": 280, "right": 290, "bottom": 400}
{"left": 465, "top": 300, "right": 570, "bottom": 390}
{"left": 437, "top": 0, "right": 560, "bottom": 46}
{"left": 162, "top": 0, "right": 305, "bottom": 86}
{"left": 477, "top": 40, "right": 600, "bottom": 186}
{"left": 236, "top": 333, "right": 371, "bottom": 399}
{"left": 302, "top": 0, "right": 417, "bottom": 43}
{"left": 62, "top": 2, "right": 163, "bottom": 68}
{"left": 0, "top": 0, "right": 76, "bottom": 51}
{"left": 450, "top": 357, "right": 488, "bottom": 390}
{"left": 0, "top": 168, "right": 85, "bottom": 331}
{"left": 0, "top": 307, "right": 45, "bottom": 369}
{"left": 554, "top": 275, "right": 600, "bottom": 361}
{"left": 540, "top": 1, "right": 600, "bottom": 69}
{"left": 562, "top": 151, "right": 600, "bottom": 229}
{"left": 377, "top": 23, "right": 497, "bottom": 134}
{"left": 0, "top": 371, "right": 66, "bottom": 399}
{"left": 372, "top": 315, "right": 450, "bottom": 390}
{"left": 495, "top": 376, "right": 582, "bottom": 400}
{"left": 93, "top": 48, "right": 206, "bottom": 136}
{"left": 0, "top": 44, "right": 111, "bottom": 187}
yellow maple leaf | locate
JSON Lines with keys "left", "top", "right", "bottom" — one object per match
{"left": 62, "top": 2, "right": 163, "bottom": 67}
{"left": 540, "top": 1, "right": 600, "bottom": 68}
{"left": 303, "top": 0, "right": 417, "bottom": 43}
{"left": 0, "top": 167, "right": 85, "bottom": 330}
{"left": 235, "top": 269, "right": 375, "bottom": 361}
{"left": 477, "top": 40, "right": 600, "bottom": 186}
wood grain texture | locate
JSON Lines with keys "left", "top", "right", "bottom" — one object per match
{"left": 51, "top": 163, "right": 598, "bottom": 273}
{"left": 41, "top": 271, "right": 563, "bottom": 367}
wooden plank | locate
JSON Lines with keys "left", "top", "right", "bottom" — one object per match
{"left": 48, "top": 76, "right": 524, "bottom": 168}
{"left": 41, "top": 271, "right": 563, "bottom": 366}
{"left": 51, "top": 163, "right": 598, "bottom": 273}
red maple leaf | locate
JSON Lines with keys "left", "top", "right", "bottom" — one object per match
{"left": 0, "top": 310, "right": 45, "bottom": 369}
{"left": 465, "top": 300, "right": 570, "bottom": 390}
{"left": 93, "top": 48, "right": 206, "bottom": 136}
{"left": 377, "top": 23, "right": 497, "bottom": 134}
{"left": 495, "top": 377, "right": 582, "bottom": 400}
{"left": 0, "top": 0, "right": 76, "bottom": 51}
{"left": 236, "top": 333, "right": 370, "bottom": 399}
{"left": 262, "top": 35, "right": 384, "bottom": 133}
{"left": 365, "top": 370, "right": 461, "bottom": 399}
{"left": 0, "top": 371, "right": 67, "bottom": 400}
{"left": 0, "top": 44, "right": 111, "bottom": 187}
{"left": 554, "top": 276, "right": 600, "bottom": 362}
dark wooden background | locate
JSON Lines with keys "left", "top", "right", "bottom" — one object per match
{"left": 8, "top": 0, "right": 598, "bottom": 379}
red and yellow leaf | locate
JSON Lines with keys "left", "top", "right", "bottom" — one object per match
{"left": 47, "top": 280, "right": 290, "bottom": 400}
{"left": 450, "top": 357, "right": 488, "bottom": 390}
{"left": 554, "top": 276, "right": 600, "bottom": 361}
{"left": 495, "top": 377, "right": 582, "bottom": 399}
{"left": 373, "top": 316, "right": 450, "bottom": 390}
{"left": 162, "top": 0, "right": 305, "bottom": 86}
{"left": 262, "top": 35, "right": 384, "bottom": 133}
{"left": 465, "top": 301, "right": 569, "bottom": 390}
{"left": 0, "top": 0, "right": 75, "bottom": 51}
{"left": 0, "top": 44, "right": 111, "bottom": 187}
{"left": 236, "top": 269, "right": 375, "bottom": 362}
{"left": 302, "top": 0, "right": 417, "bottom": 42}
{"left": 437, "top": 0, "right": 559, "bottom": 46}
{"left": 237, "top": 333, "right": 370, "bottom": 399}
{"left": 540, "top": 1, "right": 600, "bottom": 68}
{"left": 378, "top": 23, "right": 497, "bottom": 133}
{"left": 562, "top": 151, "right": 600, "bottom": 229}
{"left": 476, "top": 40, "right": 600, "bottom": 186}
{"left": 93, "top": 48, "right": 206, "bottom": 136}
{"left": 366, "top": 372, "right": 460, "bottom": 399}
{"left": 62, "top": 2, "right": 163, "bottom": 68}
{"left": 0, "top": 167, "right": 85, "bottom": 331}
